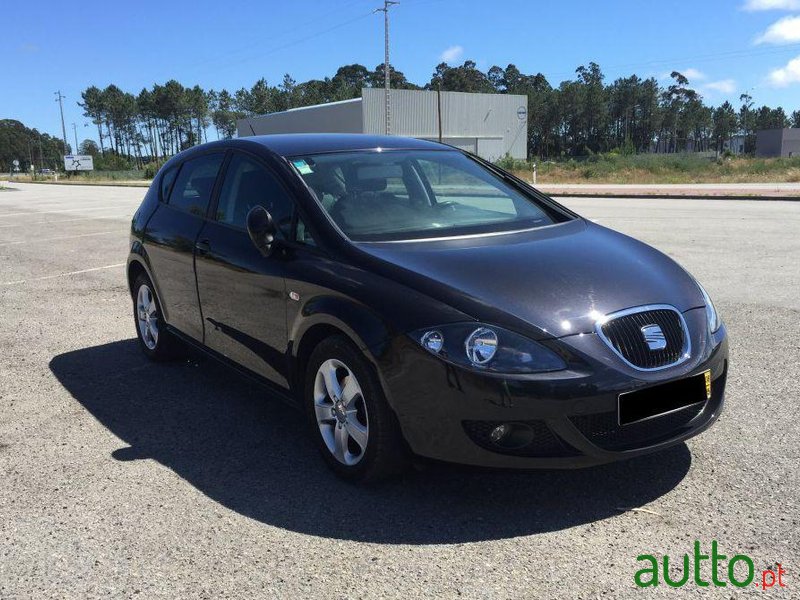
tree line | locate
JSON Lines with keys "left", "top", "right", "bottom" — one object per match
{"left": 4, "top": 60, "right": 799, "bottom": 173}
{"left": 0, "top": 120, "right": 68, "bottom": 173}
{"left": 75, "top": 63, "right": 417, "bottom": 168}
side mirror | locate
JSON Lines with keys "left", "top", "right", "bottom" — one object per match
{"left": 246, "top": 205, "right": 277, "bottom": 256}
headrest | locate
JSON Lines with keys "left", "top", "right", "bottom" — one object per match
{"left": 192, "top": 176, "right": 216, "bottom": 198}
{"left": 353, "top": 177, "right": 387, "bottom": 192}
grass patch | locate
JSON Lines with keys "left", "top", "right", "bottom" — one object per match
{"left": 506, "top": 154, "right": 800, "bottom": 184}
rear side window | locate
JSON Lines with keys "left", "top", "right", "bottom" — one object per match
{"left": 160, "top": 166, "right": 178, "bottom": 202}
{"left": 167, "top": 154, "right": 224, "bottom": 217}
{"left": 215, "top": 153, "right": 294, "bottom": 236}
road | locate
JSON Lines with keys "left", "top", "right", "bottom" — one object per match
{"left": 1, "top": 183, "right": 798, "bottom": 598}
{"left": 539, "top": 182, "right": 800, "bottom": 197}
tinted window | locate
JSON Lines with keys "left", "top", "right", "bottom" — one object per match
{"left": 418, "top": 159, "right": 516, "bottom": 215}
{"left": 295, "top": 216, "right": 316, "bottom": 246}
{"left": 290, "top": 150, "right": 559, "bottom": 241}
{"left": 168, "top": 154, "right": 224, "bottom": 217}
{"left": 160, "top": 166, "right": 178, "bottom": 202}
{"left": 216, "top": 153, "right": 294, "bottom": 235}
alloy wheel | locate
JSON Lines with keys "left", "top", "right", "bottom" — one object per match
{"left": 136, "top": 284, "right": 159, "bottom": 350}
{"left": 313, "top": 358, "right": 369, "bottom": 466}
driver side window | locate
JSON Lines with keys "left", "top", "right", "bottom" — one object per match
{"left": 216, "top": 153, "right": 294, "bottom": 236}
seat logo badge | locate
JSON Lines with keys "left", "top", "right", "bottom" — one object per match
{"left": 289, "top": 291, "right": 301, "bottom": 302}
{"left": 641, "top": 324, "right": 667, "bottom": 351}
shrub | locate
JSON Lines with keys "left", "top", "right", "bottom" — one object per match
{"left": 142, "top": 161, "right": 160, "bottom": 179}
{"left": 496, "top": 153, "right": 529, "bottom": 171}
{"left": 94, "top": 153, "right": 133, "bottom": 171}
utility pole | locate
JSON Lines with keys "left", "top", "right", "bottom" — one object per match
{"left": 437, "top": 84, "right": 443, "bottom": 142}
{"left": 375, "top": 1, "right": 399, "bottom": 135}
{"left": 54, "top": 91, "right": 68, "bottom": 156}
{"left": 72, "top": 123, "right": 79, "bottom": 155}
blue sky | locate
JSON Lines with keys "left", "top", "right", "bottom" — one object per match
{"left": 5, "top": 0, "right": 800, "bottom": 143}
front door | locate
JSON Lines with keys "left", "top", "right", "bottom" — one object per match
{"left": 194, "top": 151, "right": 295, "bottom": 387}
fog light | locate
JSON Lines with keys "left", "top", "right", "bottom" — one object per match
{"left": 489, "top": 422, "right": 535, "bottom": 449}
{"left": 420, "top": 330, "right": 444, "bottom": 354}
{"left": 490, "top": 424, "right": 511, "bottom": 443}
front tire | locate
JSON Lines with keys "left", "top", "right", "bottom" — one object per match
{"left": 305, "top": 336, "right": 409, "bottom": 482}
{"left": 132, "top": 273, "right": 182, "bottom": 361}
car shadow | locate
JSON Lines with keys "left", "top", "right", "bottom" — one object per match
{"left": 49, "top": 339, "right": 692, "bottom": 544}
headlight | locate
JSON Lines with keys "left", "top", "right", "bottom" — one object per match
{"left": 420, "top": 330, "right": 444, "bottom": 353}
{"left": 411, "top": 323, "right": 566, "bottom": 374}
{"left": 465, "top": 327, "right": 498, "bottom": 364}
{"left": 696, "top": 281, "right": 721, "bottom": 333}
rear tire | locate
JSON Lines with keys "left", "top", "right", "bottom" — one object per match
{"left": 305, "top": 335, "right": 409, "bottom": 482}
{"left": 132, "top": 273, "right": 183, "bottom": 361}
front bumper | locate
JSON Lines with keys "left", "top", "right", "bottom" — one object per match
{"left": 376, "top": 310, "right": 728, "bottom": 469}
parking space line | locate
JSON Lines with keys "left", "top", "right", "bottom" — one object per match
{"left": 1, "top": 263, "right": 125, "bottom": 286}
{"left": 0, "top": 231, "right": 122, "bottom": 247}
{"left": 0, "top": 206, "right": 130, "bottom": 218}
{"left": 0, "top": 215, "right": 131, "bottom": 229}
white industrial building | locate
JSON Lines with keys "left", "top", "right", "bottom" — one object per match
{"left": 237, "top": 88, "right": 528, "bottom": 161}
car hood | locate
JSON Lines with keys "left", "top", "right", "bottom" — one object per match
{"left": 353, "top": 219, "right": 705, "bottom": 339}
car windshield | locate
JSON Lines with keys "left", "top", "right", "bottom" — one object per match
{"left": 289, "top": 150, "right": 564, "bottom": 242}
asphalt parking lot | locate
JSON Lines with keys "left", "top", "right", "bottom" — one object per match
{"left": 1, "top": 182, "right": 798, "bottom": 598}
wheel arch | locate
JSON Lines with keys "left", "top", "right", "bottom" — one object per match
{"left": 126, "top": 249, "right": 169, "bottom": 324}
{"left": 127, "top": 259, "right": 147, "bottom": 298}
{"left": 288, "top": 297, "right": 393, "bottom": 398}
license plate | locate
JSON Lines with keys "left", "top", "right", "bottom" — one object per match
{"left": 618, "top": 370, "right": 711, "bottom": 426}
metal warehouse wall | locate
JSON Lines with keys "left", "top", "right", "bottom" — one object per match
{"left": 361, "top": 88, "right": 528, "bottom": 160}
{"left": 781, "top": 128, "right": 800, "bottom": 157}
{"left": 755, "top": 128, "right": 800, "bottom": 157}
{"left": 236, "top": 98, "right": 363, "bottom": 138}
{"left": 756, "top": 129, "right": 784, "bottom": 157}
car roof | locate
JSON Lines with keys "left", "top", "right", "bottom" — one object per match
{"left": 238, "top": 133, "right": 449, "bottom": 157}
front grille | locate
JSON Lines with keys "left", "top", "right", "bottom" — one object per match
{"left": 463, "top": 420, "right": 580, "bottom": 458}
{"left": 570, "top": 403, "right": 705, "bottom": 451}
{"left": 599, "top": 307, "right": 687, "bottom": 370}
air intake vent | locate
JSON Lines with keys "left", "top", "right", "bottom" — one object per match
{"left": 598, "top": 306, "right": 689, "bottom": 370}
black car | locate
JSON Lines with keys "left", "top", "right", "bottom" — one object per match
{"left": 127, "top": 134, "right": 728, "bottom": 481}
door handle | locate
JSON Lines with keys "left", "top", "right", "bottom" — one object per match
{"left": 195, "top": 239, "right": 211, "bottom": 254}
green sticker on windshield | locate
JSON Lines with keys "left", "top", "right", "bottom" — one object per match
{"left": 292, "top": 159, "right": 313, "bottom": 175}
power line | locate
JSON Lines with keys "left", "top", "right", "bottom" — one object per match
{"left": 540, "top": 42, "right": 800, "bottom": 82}
{"left": 178, "top": 2, "right": 375, "bottom": 75}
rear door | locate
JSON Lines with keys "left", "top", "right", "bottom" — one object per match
{"left": 143, "top": 152, "right": 224, "bottom": 341}
{"left": 194, "top": 151, "right": 295, "bottom": 386}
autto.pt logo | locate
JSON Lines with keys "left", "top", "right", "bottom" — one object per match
{"left": 634, "top": 541, "right": 788, "bottom": 590}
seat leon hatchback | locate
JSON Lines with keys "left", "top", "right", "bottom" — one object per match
{"left": 127, "top": 134, "right": 728, "bottom": 481}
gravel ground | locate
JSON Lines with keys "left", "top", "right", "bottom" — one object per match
{"left": 0, "top": 183, "right": 797, "bottom": 599}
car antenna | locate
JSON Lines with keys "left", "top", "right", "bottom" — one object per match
{"left": 247, "top": 117, "right": 257, "bottom": 136}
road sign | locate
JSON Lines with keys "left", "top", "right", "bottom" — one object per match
{"left": 12, "top": 159, "right": 19, "bottom": 167}
{"left": 64, "top": 155, "right": 94, "bottom": 171}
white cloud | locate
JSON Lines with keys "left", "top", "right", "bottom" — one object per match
{"left": 683, "top": 68, "right": 706, "bottom": 81}
{"left": 767, "top": 54, "right": 800, "bottom": 86}
{"left": 439, "top": 45, "right": 463, "bottom": 63}
{"left": 703, "top": 79, "right": 737, "bottom": 94}
{"left": 755, "top": 15, "right": 800, "bottom": 44}
{"left": 743, "top": 0, "right": 800, "bottom": 10}
{"left": 659, "top": 68, "right": 706, "bottom": 81}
